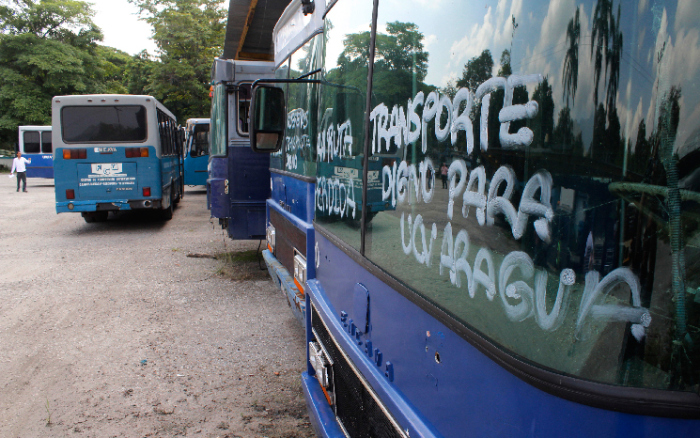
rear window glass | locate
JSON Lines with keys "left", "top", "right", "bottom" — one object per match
{"left": 23, "top": 131, "right": 40, "bottom": 153}
{"left": 61, "top": 106, "right": 147, "bottom": 143}
{"left": 41, "top": 131, "right": 52, "bottom": 153}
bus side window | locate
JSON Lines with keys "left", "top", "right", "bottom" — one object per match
{"left": 23, "top": 131, "right": 40, "bottom": 153}
{"left": 41, "top": 131, "right": 52, "bottom": 153}
{"left": 238, "top": 84, "right": 251, "bottom": 135}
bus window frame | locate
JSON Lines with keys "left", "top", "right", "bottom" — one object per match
{"left": 41, "top": 131, "right": 52, "bottom": 153}
{"left": 209, "top": 83, "right": 228, "bottom": 158}
{"left": 236, "top": 82, "right": 253, "bottom": 137}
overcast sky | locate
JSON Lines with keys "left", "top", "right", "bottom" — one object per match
{"left": 90, "top": 0, "right": 158, "bottom": 55}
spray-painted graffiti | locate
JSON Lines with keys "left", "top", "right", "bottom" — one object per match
{"left": 317, "top": 111, "right": 354, "bottom": 163}
{"left": 383, "top": 160, "right": 554, "bottom": 242}
{"left": 316, "top": 174, "right": 357, "bottom": 219}
{"left": 399, "top": 213, "right": 651, "bottom": 339}
{"left": 285, "top": 108, "right": 311, "bottom": 170}
{"left": 369, "top": 74, "right": 543, "bottom": 155}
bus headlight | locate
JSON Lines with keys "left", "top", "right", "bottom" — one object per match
{"left": 309, "top": 341, "right": 330, "bottom": 388}
{"left": 266, "top": 224, "right": 275, "bottom": 252}
{"left": 293, "top": 249, "right": 307, "bottom": 295}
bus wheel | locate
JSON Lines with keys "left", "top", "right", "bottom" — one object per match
{"left": 160, "top": 191, "right": 174, "bottom": 221}
{"left": 81, "top": 211, "right": 108, "bottom": 223}
{"left": 81, "top": 212, "right": 96, "bottom": 223}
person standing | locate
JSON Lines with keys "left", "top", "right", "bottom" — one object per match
{"left": 10, "top": 151, "right": 31, "bottom": 192}
{"left": 440, "top": 162, "right": 449, "bottom": 189}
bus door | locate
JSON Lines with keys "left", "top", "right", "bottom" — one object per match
{"left": 184, "top": 120, "right": 210, "bottom": 186}
{"left": 227, "top": 83, "right": 271, "bottom": 240}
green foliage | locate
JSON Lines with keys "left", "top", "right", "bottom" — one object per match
{"left": 129, "top": 0, "right": 226, "bottom": 121}
{"left": 330, "top": 21, "right": 430, "bottom": 110}
{"left": 0, "top": 0, "right": 106, "bottom": 146}
{"left": 457, "top": 49, "right": 493, "bottom": 92}
{"left": 0, "top": 0, "right": 226, "bottom": 147}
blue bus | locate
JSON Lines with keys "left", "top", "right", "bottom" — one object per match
{"left": 184, "top": 118, "right": 210, "bottom": 186}
{"left": 208, "top": 58, "right": 274, "bottom": 239}
{"left": 53, "top": 94, "right": 184, "bottom": 223}
{"left": 18, "top": 125, "right": 53, "bottom": 178}
{"left": 252, "top": 0, "right": 700, "bottom": 436}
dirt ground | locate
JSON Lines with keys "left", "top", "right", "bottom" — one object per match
{"left": 0, "top": 174, "right": 313, "bottom": 438}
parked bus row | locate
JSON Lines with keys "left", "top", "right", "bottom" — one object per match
{"left": 15, "top": 0, "right": 699, "bottom": 434}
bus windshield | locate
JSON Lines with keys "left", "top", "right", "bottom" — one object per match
{"left": 188, "top": 124, "right": 210, "bottom": 157}
{"left": 61, "top": 105, "right": 147, "bottom": 143}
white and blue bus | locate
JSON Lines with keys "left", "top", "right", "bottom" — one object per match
{"left": 53, "top": 95, "right": 184, "bottom": 223}
{"left": 252, "top": 0, "right": 700, "bottom": 436}
{"left": 184, "top": 118, "right": 210, "bottom": 186}
{"left": 18, "top": 125, "right": 53, "bottom": 178}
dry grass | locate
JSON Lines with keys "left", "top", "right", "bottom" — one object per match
{"left": 215, "top": 249, "right": 270, "bottom": 281}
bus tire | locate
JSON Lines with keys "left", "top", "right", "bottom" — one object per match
{"left": 82, "top": 211, "right": 108, "bottom": 223}
{"left": 82, "top": 212, "right": 96, "bottom": 223}
{"left": 160, "top": 191, "right": 174, "bottom": 221}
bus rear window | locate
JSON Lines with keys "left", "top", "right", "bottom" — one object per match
{"left": 23, "top": 131, "right": 40, "bottom": 153}
{"left": 61, "top": 105, "right": 147, "bottom": 143}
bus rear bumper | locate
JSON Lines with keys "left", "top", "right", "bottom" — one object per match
{"left": 56, "top": 199, "right": 161, "bottom": 213}
{"left": 301, "top": 371, "right": 345, "bottom": 438}
{"left": 261, "top": 249, "right": 306, "bottom": 327}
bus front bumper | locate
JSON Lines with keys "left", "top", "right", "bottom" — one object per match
{"left": 262, "top": 249, "right": 306, "bottom": 327}
{"left": 302, "top": 371, "right": 345, "bottom": 438}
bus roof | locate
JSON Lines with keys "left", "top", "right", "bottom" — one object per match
{"left": 211, "top": 58, "right": 276, "bottom": 84}
{"left": 18, "top": 125, "right": 51, "bottom": 131}
{"left": 186, "top": 118, "right": 210, "bottom": 125}
{"left": 52, "top": 95, "right": 177, "bottom": 122}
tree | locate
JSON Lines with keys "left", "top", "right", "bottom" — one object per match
{"left": 532, "top": 77, "right": 555, "bottom": 148}
{"left": 129, "top": 0, "right": 226, "bottom": 121}
{"left": 562, "top": 8, "right": 580, "bottom": 107}
{"left": 0, "top": 0, "right": 117, "bottom": 147}
{"left": 457, "top": 49, "right": 493, "bottom": 92}
{"left": 590, "top": 0, "right": 623, "bottom": 110}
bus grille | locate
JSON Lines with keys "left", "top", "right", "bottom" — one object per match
{"left": 311, "top": 304, "right": 404, "bottom": 438}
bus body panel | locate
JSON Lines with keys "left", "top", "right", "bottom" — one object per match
{"left": 55, "top": 147, "right": 163, "bottom": 213}
{"left": 184, "top": 155, "right": 208, "bottom": 186}
{"left": 209, "top": 156, "right": 229, "bottom": 218}
{"left": 266, "top": 169, "right": 316, "bottom": 326}
{"left": 24, "top": 154, "right": 53, "bottom": 178}
{"left": 310, "top": 232, "right": 700, "bottom": 438}
{"left": 227, "top": 146, "right": 270, "bottom": 239}
{"left": 271, "top": 172, "right": 315, "bottom": 224}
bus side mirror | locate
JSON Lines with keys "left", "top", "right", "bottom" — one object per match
{"left": 251, "top": 85, "right": 285, "bottom": 153}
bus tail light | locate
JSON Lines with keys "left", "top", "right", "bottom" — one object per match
{"left": 266, "top": 224, "right": 275, "bottom": 252}
{"left": 66, "top": 189, "right": 75, "bottom": 200}
{"left": 63, "top": 149, "right": 86, "bottom": 159}
{"left": 293, "top": 249, "right": 307, "bottom": 296}
{"left": 143, "top": 187, "right": 151, "bottom": 197}
{"left": 125, "top": 147, "right": 149, "bottom": 158}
